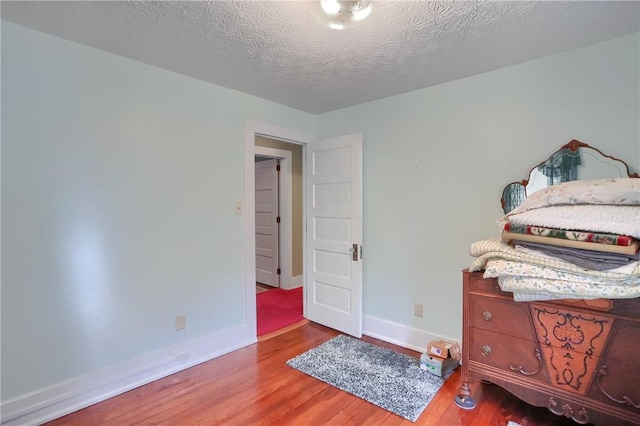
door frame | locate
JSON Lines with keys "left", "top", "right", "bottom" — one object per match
{"left": 254, "top": 147, "right": 292, "bottom": 288}
{"left": 244, "top": 120, "right": 311, "bottom": 337}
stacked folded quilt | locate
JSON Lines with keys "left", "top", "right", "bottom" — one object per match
{"left": 470, "top": 178, "right": 640, "bottom": 301}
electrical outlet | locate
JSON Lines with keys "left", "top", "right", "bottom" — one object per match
{"left": 175, "top": 314, "right": 186, "bottom": 330}
{"left": 414, "top": 304, "right": 423, "bottom": 317}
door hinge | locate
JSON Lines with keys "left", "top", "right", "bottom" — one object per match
{"left": 277, "top": 268, "right": 281, "bottom": 275}
{"left": 276, "top": 164, "right": 281, "bottom": 172}
{"left": 276, "top": 216, "right": 281, "bottom": 223}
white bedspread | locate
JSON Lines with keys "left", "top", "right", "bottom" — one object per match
{"left": 499, "top": 177, "right": 640, "bottom": 237}
{"left": 502, "top": 204, "right": 640, "bottom": 238}
{"left": 504, "top": 177, "right": 640, "bottom": 217}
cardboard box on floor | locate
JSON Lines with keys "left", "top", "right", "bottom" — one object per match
{"left": 420, "top": 338, "right": 461, "bottom": 377}
{"left": 427, "top": 338, "right": 461, "bottom": 361}
{"left": 420, "top": 353, "right": 459, "bottom": 377}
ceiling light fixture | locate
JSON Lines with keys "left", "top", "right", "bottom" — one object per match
{"left": 318, "top": 0, "right": 372, "bottom": 30}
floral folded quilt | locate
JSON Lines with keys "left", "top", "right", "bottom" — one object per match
{"left": 469, "top": 238, "right": 640, "bottom": 279}
{"left": 469, "top": 239, "right": 640, "bottom": 300}
{"left": 503, "top": 222, "right": 636, "bottom": 246}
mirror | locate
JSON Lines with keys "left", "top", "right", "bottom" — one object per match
{"left": 501, "top": 140, "right": 639, "bottom": 214}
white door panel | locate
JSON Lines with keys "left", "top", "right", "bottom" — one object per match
{"left": 306, "top": 133, "right": 362, "bottom": 337}
{"left": 255, "top": 158, "right": 279, "bottom": 287}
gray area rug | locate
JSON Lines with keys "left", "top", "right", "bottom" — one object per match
{"left": 286, "top": 334, "right": 451, "bottom": 422}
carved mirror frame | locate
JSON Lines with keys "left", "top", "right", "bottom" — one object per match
{"left": 501, "top": 139, "right": 639, "bottom": 214}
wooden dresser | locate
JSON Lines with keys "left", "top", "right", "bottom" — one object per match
{"left": 460, "top": 270, "right": 640, "bottom": 426}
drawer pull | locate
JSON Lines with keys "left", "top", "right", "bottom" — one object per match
{"left": 481, "top": 345, "right": 491, "bottom": 356}
{"left": 596, "top": 366, "right": 640, "bottom": 408}
{"left": 509, "top": 348, "right": 542, "bottom": 376}
{"left": 547, "top": 397, "right": 589, "bottom": 424}
{"left": 482, "top": 311, "right": 492, "bottom": 321}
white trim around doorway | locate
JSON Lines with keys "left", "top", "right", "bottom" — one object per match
{"left": 244, "top": 120, "right": 311, "bottom": 338}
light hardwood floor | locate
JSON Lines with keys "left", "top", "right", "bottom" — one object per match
{"left": 45, "top": 322, "right": 578, "bottom": 425}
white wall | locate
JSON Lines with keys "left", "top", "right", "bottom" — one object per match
{"left": 1, "top": 20, "right": 315, "bottom": 418}
{"left": 316, "top": 32, "right": 640, "bottom": 342}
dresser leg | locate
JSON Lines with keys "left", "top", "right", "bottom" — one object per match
{"left": 455, "top": 382, "right": 476, "bottom": 409}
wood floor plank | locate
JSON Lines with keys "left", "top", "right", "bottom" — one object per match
{"left": 45, "top": 322, "right": 584, "bottom": 425}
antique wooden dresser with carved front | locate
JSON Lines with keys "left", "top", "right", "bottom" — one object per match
{"left": 460, "top": 270, "right": 640, "bottom": 426}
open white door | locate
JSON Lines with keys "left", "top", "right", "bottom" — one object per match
{"left": 255, "top": 158, "right": 279, "bottom": 287}
{"left": 306, "top": 133, "right": 363, "bottom": 337}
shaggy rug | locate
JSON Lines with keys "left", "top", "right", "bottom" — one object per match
{"left": 286, "top": 334, "right": 451, "bottom": 422}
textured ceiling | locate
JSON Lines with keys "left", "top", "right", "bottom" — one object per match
{"left": 2, "top": 1, "right": 639, "bottom": 114}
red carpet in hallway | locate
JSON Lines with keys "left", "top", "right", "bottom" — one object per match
{"left": 257, "top": 287, "right": 303, "bottom": 336}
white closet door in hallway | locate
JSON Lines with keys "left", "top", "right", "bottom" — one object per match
{"left": 255, "top": 158, "right": 279, "bottom": 287}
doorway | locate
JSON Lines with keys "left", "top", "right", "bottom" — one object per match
{"left": 254, "top": 141, "right": 301, "bottom": 290}
{"left": 243, "top": 122, "right": 364, "bottom": 339}
{"left": 254, "top": 137, "right": 304, "bottom": 337}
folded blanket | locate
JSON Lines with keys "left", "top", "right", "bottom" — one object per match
{"left": 502, "top": 231, "right": 639, "bottom": 255}
{"left": 475, "top": 178, "right": 640, "bottom": 301}
{"left": 500, "top": 205, "right": 640, "bottom": 239}
{"left": 504, "top": 223, "right": 636, "bottom": 246}
{"left": 469, "top": 238, "right": 640, "bottom": 279}
{"left": 495, "top": 275, "right": 640, "bottom": 299}
{"left": 483, "top": 259, "right": 640, "bottom": 299}
{"left": 510, "top": 290, "right": 590, "bottom": 302}
{"left": 483, "top": 259, "right": 640, "bottom": 286}
{"left": 514, "top": 242, "right": 640, "bottom": 271}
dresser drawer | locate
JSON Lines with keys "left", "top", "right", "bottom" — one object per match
{"left": 609, "top": 298, "right": 640, "bottom": 319}
{"left": 587, "top": 320, "right": 640, "bottom": 414}
{"left": 468, "top": 274, "right": 504, "bottom": 295}
{"left": 469, "top": 328, "right": 548, "bottom": 382}
{"left": 470, "top": 295, "right": 533, "bottom": 340}
{"left": 588, "top": 357, "right": 640, "bottom": 416}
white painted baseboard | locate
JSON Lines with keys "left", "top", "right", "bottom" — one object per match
{"left": 1, "top": 326, "right": 257, "bottom": 426}
{"left": 363, "top": 314, "right": 460, "bottom": 353}
{"left": 280, "top": 274, "right": 302, "bottom": 290}
{"left": 289, "top": 275, "right": 303, "bottom": 289}
{"left": 4, "top": 314, "right": 456, "bottom": 425}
